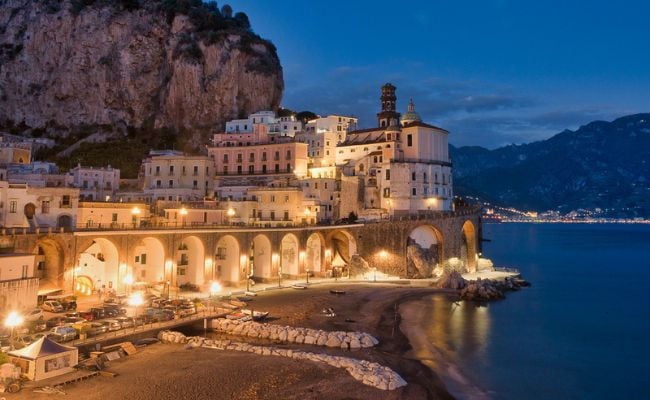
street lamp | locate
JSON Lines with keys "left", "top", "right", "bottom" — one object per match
{"left": 123, "top": 273, "right": 134, "bottom": 295}
{"left": 227, "top": 208, "right": 235, "bottom": 226}
{"left": 179, "top": 207, "right": 188, "bottom": 227}
{"left": 304, "top": 208, "right": 311, "bottom": 225}
{"left": 272, "top": 253, "right": 280, "bottom": 287}
{"left": 128, "top": 293, "right": 144, "bottom": 329}
{"left": 4, "top": 311, "right": 23, "bottom": 350}
{"left": 210, "top": 281, "right": 222, "bottom": 312}
{"left": 131, "top": 206, "right": 141, "bottom": 228}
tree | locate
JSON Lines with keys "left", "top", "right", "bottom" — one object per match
{"left": 233, "top": 12, "right": 250, "bottom": 30}
{"left": 296, "top": 111, "right": 318, "bottom": 123}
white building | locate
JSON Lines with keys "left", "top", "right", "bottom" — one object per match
{"left": 0, "top": 253, "right": 38, "bottom": 310}
{"left": 69, "top": 164, "right": 120, "bottom": 201}
{"left": 142, "top": 150, "right": 214, "bottom": 202}
{"left": 0, "top": 181, "right": 79, "bottom": 230}
{"left": 225, "top": 111, "right": 303, "bottom": 137}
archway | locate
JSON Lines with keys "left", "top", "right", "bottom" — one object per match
{"left": 215, "top": 235, "right": 240, "bottom": 284}
{"left": 329, "top": 230, "right": 357, "bottom": 265}
{"left": 77, "top": 238, "right": 119, "bottom": 294}
{"left": 305, "top": 233, "right": 324, "bottom": 273}
{"left": 280, "top": 234, "right": 300, "bottom": 276}
{"left": 407, "top": 225, "right": 444, "bottom": 278}
{"left": 132, "top": 237, "right": 165, "bottom": 285}
{"left": 57, "top": 215, "right": 72, "bottom": 230}
{"left": 176, "top": 236, "right": 205, "bottom": 286}
{"left": 252, "top": 234, "right": 272, "bottom": 280}
{"left": 34, "top": 239, "right": 65, "bottom": 289}
{"left": 461, "top": 220, "right": 478, "bottom": 273}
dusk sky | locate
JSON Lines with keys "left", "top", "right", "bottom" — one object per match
{"left": 227, "top": 0, "right": 650, "bottom": 148}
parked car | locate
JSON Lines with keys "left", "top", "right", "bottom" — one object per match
{"left": 60, "top": 298, "right": 77, "bottom": 311}
{"left": 65, "top": 311, "right": 81, "bottom": 318}
{"left": 142, "top": 308, "right": 174, "bottom": 323}
{"left": 97, "top": 319, "right": 121, "bottom": 332}
{"left": 78, "top": 310, "right": 95, "bottom": 321}
{"left": 86, "top": 322, "right": 108, "bottom": 337}
{"left": 90, "top": 308, "right": 106, "bottom": 320}
{"left": 63, "top": 317, "right": 87, "bottom": 325}
{"left": 49, "top": 326, "right": 77, "bottom": 342}
{"left": 25, "top": 318, "right": 47, "bottom": 333}
{"left": 114, "top": 317, "right": 135, "bottom": 329}
{"left": 42, "top": 300, "right": 64, "bottom": 313}
{"left": 46, "top": 316, "right": 68, "bottom": 328}
{"left": 24, "top": 308, "right": 44, "bottom": 322}
{"left": 177, "top": 305, "right": 196, "bottom": 317}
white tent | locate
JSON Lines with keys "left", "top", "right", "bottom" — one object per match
{"left": 8, "top": 337, "right": 78, "bottom": 381}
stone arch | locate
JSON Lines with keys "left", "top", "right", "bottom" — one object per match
{"left": 407, "top": 225, "right": 444, "bottom": 278}
{"left": 280, "top": 233, "right": 300, "bottom": 276}
{"left": 328, "top": 230, "right": 357, "bottom": 268}
{"left": 177, "top": 236, "right": 205, "bottom": 286}
{"left": 24, "top": 203, "right": 36, "bottom": 219}
{"left": 57, "top": 214, "right": 72, "bottom": 230}
{"left": 252, "top": 234, "right": 272, "bottom": 280}
{"left": 78, "top": 237, "right": 120, "bottom": 294}
{"left": 305, "top": 233, "right": 324, "bottom": 274}
{"left": 215, "top": 235, "right": 241, "bottom": 284}
{"left": 132, "top": 237, "right": 166, "bottom": 285}
{"left": 461, "top": 220, "right": 478, "bottom": 273}
{"left": 34, "top": 239, "right": 65, "bottom": 289}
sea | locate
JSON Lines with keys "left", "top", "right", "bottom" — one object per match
{"left": 409, "top": 223, "right": 650, "bottom": 400}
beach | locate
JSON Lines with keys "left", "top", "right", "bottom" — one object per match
{"left": 15, "top": 284, "right": 457, "bottom": 400}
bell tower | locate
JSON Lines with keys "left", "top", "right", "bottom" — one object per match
{"left": 377, "top": 83, "right": 401, "bottom": 128}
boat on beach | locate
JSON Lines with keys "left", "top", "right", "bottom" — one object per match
{"left": 241, "top": 309, "right": 269, "bottom": 321}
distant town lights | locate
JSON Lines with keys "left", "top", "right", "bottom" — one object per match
{"left": 379, "top": 250, "right": 388, "bottom": 259}
{"left": 123, "top": 274, "right": 134, "bottom": 285}
{"left": 128, "top": 292, "right": 144, "bottom": 307}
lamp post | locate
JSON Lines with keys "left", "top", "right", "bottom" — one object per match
{"left": 304, "top": 208, "right": 311, "bottom": 225}
{"left": 123, "top": 273, "right": 134, "bottom": 295}
{"left": 227, "top": 208, "right": 235, "bottom": 226}
{"left": 273, "top": 253, "right": 280, "bottom": 288}
{"left": 128, "top": 293, "right": 143, "bottom": 330}
{"left": 179, "top": 207, "right": 188, "bottom": 227}
{"left": 131, "top": 206, "right": 141, "bottom": 228}
{"left": 210, "top": 281, "right": 221, "bottom": 311}
{"left": 5, "top": 311, "right": 23, "bottom": 350}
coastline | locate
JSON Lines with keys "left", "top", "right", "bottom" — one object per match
{"left": 399, "top": 297, "right": 491, "bottom": 400}
{"left": 14, "top": 284, "right": 460, "bottom": 400}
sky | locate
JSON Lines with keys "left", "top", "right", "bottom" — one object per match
{"left": 225, "top": 0, "right": 650, "bottom": 148}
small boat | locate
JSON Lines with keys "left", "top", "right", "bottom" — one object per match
{"left": 226, "top": 312, "right": 252, "bottom": 321}
{"left": 329, "top": 289, "right": 346, "bottom": 295}
{"left": 230, "top": 299, "right": 247, "bottom": 308}
{"left": 237, "top": 296, "right": 254, "bottom": 302}
{"left": 218, "top": 302, "right": 238, "bottom": 310}
{"left": 244, "top": 291, "right": 257, "bottom": 297}
{"left": 241, "top": 309, "right": 269, "bottom": 321}
{"left": 291, "top": 284, "right": 307, "bottom": 290}
{"left": 133, "top": 338, "right": 159, "bottom": 346}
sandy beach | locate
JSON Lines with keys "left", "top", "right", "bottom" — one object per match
{"left": 14, "top": 283, "right": 458, "bottom": 400}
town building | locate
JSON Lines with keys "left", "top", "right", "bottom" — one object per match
{"left": 0, "top": 253, "right": 38, "bottom": 310}
{"left": 225, "top": 110, "right": 303, "bottom": 137}
{"left": 141, "top": 150, "right": 214, "bottom": 203}
{"left": 0, "top": 181, "right": 79, "bottom": 230}
{"left": 69, "top": 164, "right": 120, "bottom": 201}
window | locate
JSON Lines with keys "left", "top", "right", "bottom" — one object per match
{"left": 315, "top": 182, "right": 319, "bottom": 189}
{"left": 274, "top": 151, "right": 280, "bottom": 161}
{"left": 284, "top": 195, "right": 289, "bottom": 203}
{"left": 42, "top": 201, "right": 50, "bottom": 214}
{"left": 248, "top": 165, "right": 254, "bottom": 174}
{"left": 168, "top": 180, "right": 174, "bottom": 187}
{"left": 411, "top": 172, "right": 416, "bottom": 181}
{"left": 407, "top": 134, "right": 413, "bottom": 147}
{"left": 262, "top": 165, "right": 267, "bottom": 173}
{"left": 383, "top": 188, "right": 390, "bottom": 197}
{"left": 385, "top": 169, "right": 390, "bottom": 180}
{"left": 286, "top": 150, "right": 291, "bottom": 160}
{"left": 155, "top": 166, "right": 160, "bottom": 175}
{"left": 412, "top": 188, "right": 417, "bottom": 196}
{"left": 275, "top": 164, "right": 280, "bottom": 173}
{"left": 112, "top": 213, "right": 118, "bottom": 222}
{"left": 141, "top": 254, "right": 147, "bottom": 264}
{"left": 423, "top": 173, "right": 427, "bottom": 182}
{"left": 193, "top": 180, "right": 198, "bottom": 188}
{"left": 237, "top": 153, "right": 242, "bottom": 163}
{"left": 270, "top": 195, "right": 276, "bottom": 202}
{"left": 156, "top": 180, "right": 162, "bottom": 188}
{"left": 237, "top": 165, "right": 242, "bottom": 175}
{"left": 262, "top": 152, "right": 267, "bottom": 161}
{"left": 169, "top": 165, "right": 174, "bottom": 175}
{"left": 223, "top": 154, "right": 228, "bottom": 163}
{"left": 61, "top": 195, "right": 71, "bottom": 207}
{"left": 286, "top": 163, "right": 291, "bottom": 172}
{"left": 324, "top": 183, "right": 328, "bottom": 189}
{"left": 387, "top": 133, "right": 392, "bottom": 141}
{"left": 193, "top": 165, "right": 199, "bottom": 175}
{"left": 270, "top": 211, "right": 276, "bottom": 220}
{"left": 249, "top": 153, "right": 255, "bottom": 162}
{"left": 284, "top": 211, "right": 289, "bottom": 221}
{"left": 223, "top": 166, "right": 228, "bottom": 174}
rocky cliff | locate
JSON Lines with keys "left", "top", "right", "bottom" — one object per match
{"left": 0, "top": 0, "right": 283, "bottom": 137}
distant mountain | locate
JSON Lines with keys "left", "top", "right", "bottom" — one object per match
{"left": 451, "top": 114, "right": 650, "bottom": 217}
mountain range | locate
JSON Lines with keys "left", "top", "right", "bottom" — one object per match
{"left": 450, "top": 114, "right": 650, "bottom": 217}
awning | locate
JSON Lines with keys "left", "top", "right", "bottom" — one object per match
{"left": 37, "top": 288, "right": 63, "bottom": 296}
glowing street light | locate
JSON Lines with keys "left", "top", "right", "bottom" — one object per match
{"left": 210, "top": 281, "right": 222, "bottom": 295}
{"left": 227, "top": 208, "right": 235, "bottom": 225}
{"left": 128, "top": 293, "right": 144, "bottom": 324}
{"left": 5, "top": 311, "right": 23, "bottom": 350}
{"left": 179, "top": 207, "right": 188, "bottom": 226}
{"left": 131, "top": 206, "right": 141, "bottom": 228}
{"left": 124, "top": 273, "right": 134, "bottom": 294}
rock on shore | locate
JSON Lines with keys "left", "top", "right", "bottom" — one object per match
{"left": 157, "top": 331, "right": 406, "bottom": 391}
{"left": 211, "top": 319, "right": 379, "bottom": 349}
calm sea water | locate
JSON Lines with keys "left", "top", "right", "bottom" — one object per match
{"left": 421, "top": 223, "right": 650, "bottom": 400}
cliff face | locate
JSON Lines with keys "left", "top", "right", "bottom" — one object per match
{"left": 0, "top": 0, "right": 283, "bottom": 134}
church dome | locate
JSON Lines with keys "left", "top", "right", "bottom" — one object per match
{"left": 401, "top": 98, "right": 421, "bottom": 125}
